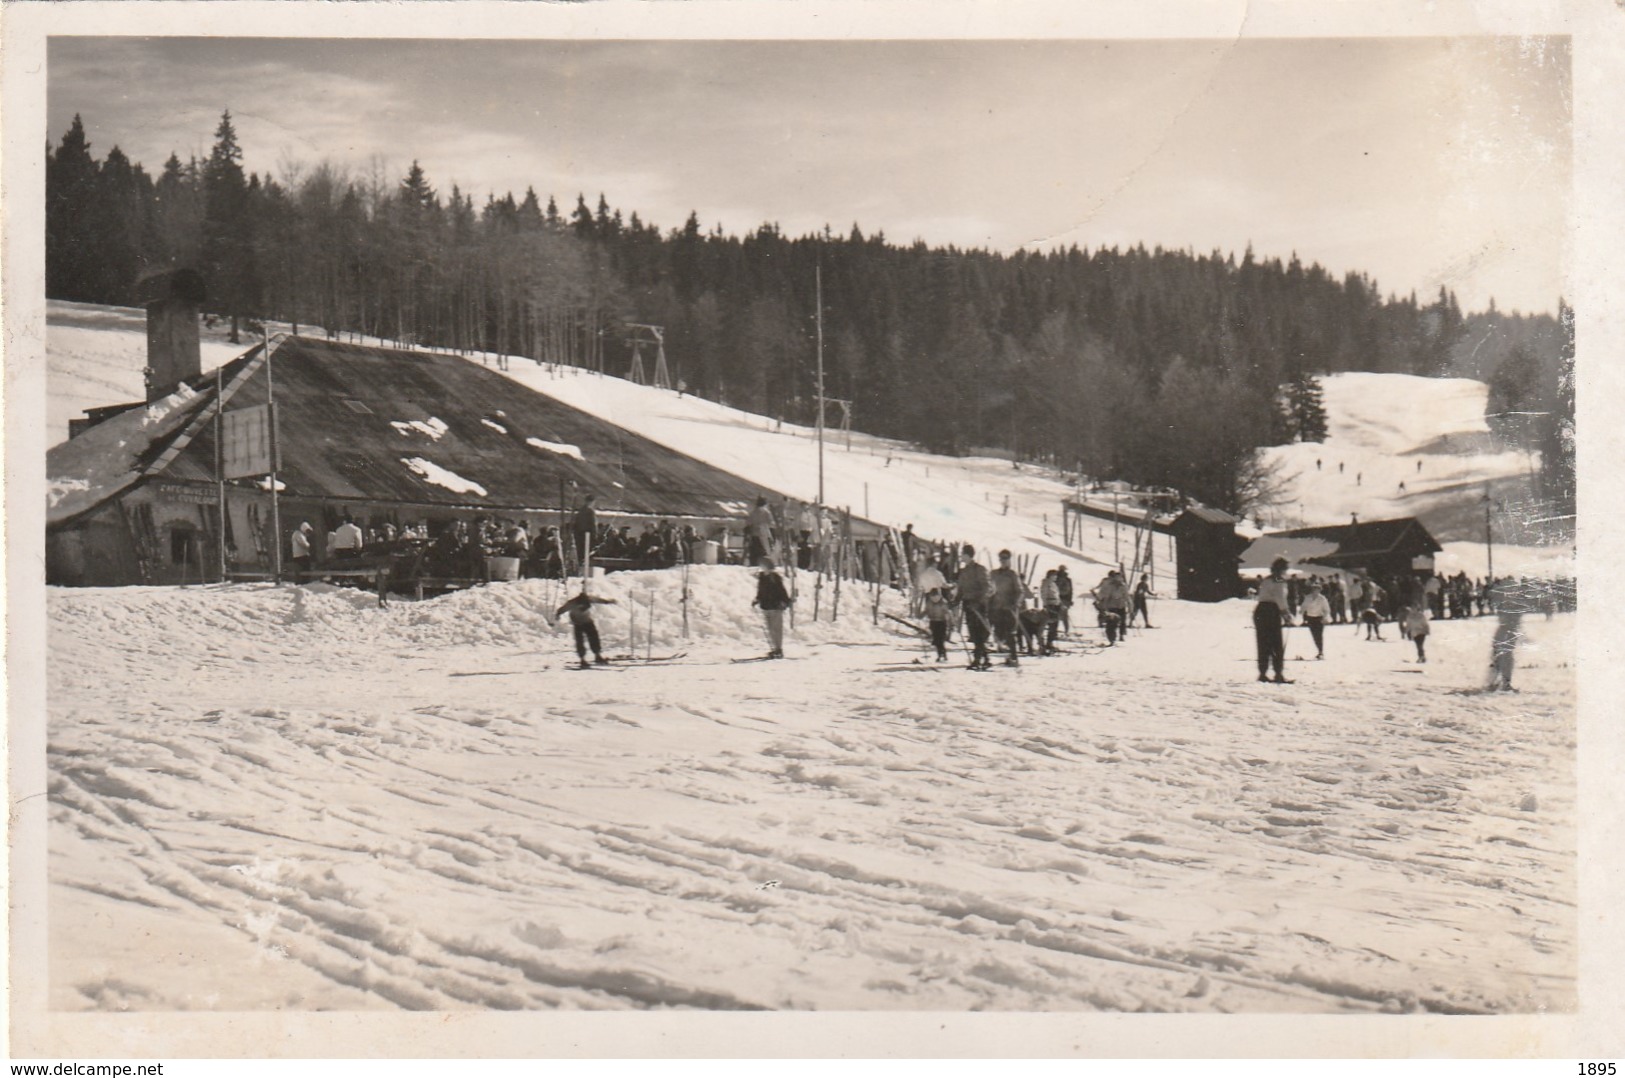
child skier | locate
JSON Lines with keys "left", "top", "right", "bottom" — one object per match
{"left": 924, "top": 587, "right": 952, "bottom": 662}
{"left": 555, "top": 585, "right": 617, "bottom": 668}
{"left": 752, "top": 557, "right": 793, "bottom": 659}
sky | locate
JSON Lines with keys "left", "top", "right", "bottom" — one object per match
{"left": 47, "top": 35, "right": 1571, "bottom": 316}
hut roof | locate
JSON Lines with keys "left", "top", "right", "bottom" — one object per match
{"left": 46, "top": 380, "right": 216, "bottom": 526}
{"left": 1270, "top": 517, "right": 1442, "bottom": 559}
{"left": 51, "top": 337, "right": 787, "bottom": 523}
{"left": 1173, "top": 505, "right": 1239, "bottom": 527}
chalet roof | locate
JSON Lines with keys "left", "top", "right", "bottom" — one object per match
{"left": 46, "top": 381, "right": 217, "bottom": 526}
{"left": 1269, "top": 517, "right": 1442, "bottom": 559}
{"left": 51, "top": 337, "right": 785, "bottom": 523}
{"left": 1174, "top": 505, "right": 1239, "bottom": 526}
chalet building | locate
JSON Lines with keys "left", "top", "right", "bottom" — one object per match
{"left": 47, "top": 320, "right": 838, "bottom": 587}
{"left": 1244, "top": 516, "right": 1444, "bottom": 583}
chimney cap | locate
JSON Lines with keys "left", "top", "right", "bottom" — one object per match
{"left": 137, "top": 267, "right": 207, "bottom": 307}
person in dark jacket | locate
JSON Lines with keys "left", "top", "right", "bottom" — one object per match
{"left": 571, "top": 496, "right": 597, "bottom": 572}
{"left": 1131, "top": 573, "right": 1155, "bottom": 628}
{"left": 752, "top": 557, "right": 793, "bottom": 659}
{"left": 1055, "top": 565, "right": 1074, "bottom": 636}
{"left": 988, "top": 549, "right": 1026, "bottom": 666}
{"left": 555, "top": 585, "right": 616, "bottom": 668}
{"left": 956, "top": 544, "right": 993, "bottom": 670}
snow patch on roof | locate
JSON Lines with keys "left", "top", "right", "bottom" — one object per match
{"left": 526, "top": 437, "right": 583, "bottom": 460}
{"left": 256, "top": 476, "right": 287, "bottom": 492}
{"left": 401, "top": 457, "right": 487, "bottom": 497}
{"left": 141, "top": 383, "right": 198, "bottom": 427}
{"left": 391, "top": 417, "right": 450, "bottom": 440}
{"left": 48, "top": 477, "right": 91, "bottom": 508}
{"left": 481, "top": 418, "right": 508, "bottom": 434}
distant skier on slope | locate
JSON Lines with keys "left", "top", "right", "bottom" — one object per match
{"left": 751, "top": 556, "right": 793, "bottom": 659}
{"left": 556, "top": 585, "right": 616, "bottom": 668}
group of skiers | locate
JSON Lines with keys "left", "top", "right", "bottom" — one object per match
{"left": 893, "top": 543, "right": 1156, "bottom": 669}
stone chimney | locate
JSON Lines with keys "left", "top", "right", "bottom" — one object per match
{"left": 140, "top": 268, "right": 207, "bottom": 402}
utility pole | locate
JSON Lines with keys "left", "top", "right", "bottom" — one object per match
{"left": 1484, "top": 485, "right": 1495, "bottom": 581}
{"left": 215, "top": 366, "right": 226, "bottom": 583}
{"left": 815, "top": 262, "right": 826, "bottom": 508}
{"left": 1113, "top": 488, "right": 1120, "bottom": 565}
{"left": 265, "top": 329, "right": 283, "bottom": 584}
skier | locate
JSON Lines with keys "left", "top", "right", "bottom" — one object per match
{"left": 924, "top": 587, "right": 952, "bottom": 662}
{"left": 1131, "top": 573, "right": 1155, "bottom": 629}
{"left": 914, "top": 554, "right": 947, "bottom": 618}
{"left": 956, "top": 545, "right": 994, "bottom": 670}
{"left": 751, "top": 556, "right": 793, "bottom": 659}
{"left": 988, "top": 550, "right": 1027, "bottom": 666}
{"left": 1300, "top": 580, "right": 1330, "bottom": 660}
{"left": 1094, "top": 570, "right": 1131, "bottom": 645}
{"left": 1039, "top": 569, "right": 1064, "bottom": 655}
{"left": 555, "top": 585, "right": 616, "bottom": 668}
{"left": 1404, "top": 603, "right": 1430, "bottom": 663}
{"left": 1253, "top": 557, "right": 1293, "bottom": 683}
{"left": 1055, "top": 565, "right": 1074, "bottom": 636}
{"left": 1489, "top": 609, "right": 1523, "bottom": 690}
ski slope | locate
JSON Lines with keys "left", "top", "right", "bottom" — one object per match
{"left": 29, "top": 301, "right": 1581, "bottom": 1024}
{"left": 43, "top": 299, "right": 1573, "bottom": 582}
{"left": 44, "top": 573, "right": 1575, "bottom": 1015}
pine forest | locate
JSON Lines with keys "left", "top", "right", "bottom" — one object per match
{"left": 45, "top": 112, "right": 1575, "bottom": 517}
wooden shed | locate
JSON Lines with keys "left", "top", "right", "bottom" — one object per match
{"left": 1168, "top": 506, "right": 1247, "bottom": 602}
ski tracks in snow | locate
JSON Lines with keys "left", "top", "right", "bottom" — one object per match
{"left": 46, "top": 586, "right": 1575, "bottom": 1013}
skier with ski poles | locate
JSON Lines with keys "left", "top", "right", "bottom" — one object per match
{"left": 988, "top": 549, "right": 1027, "bottom": 667}
{"left": 1131, "top": 573, "right": 1155, "bottom": 629}
{"left": 955, "top": 544, "right": 994, "bottom": 670}
{"left": 752, "top": 556, "right": 793, "bottom": 660}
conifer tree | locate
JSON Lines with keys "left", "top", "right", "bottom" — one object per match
{"left": 200, "top": 110, "right": 256, "bottom": 341}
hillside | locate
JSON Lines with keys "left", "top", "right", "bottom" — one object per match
{"left": 44, "top": 301, "right": 1573, "bottom": 581}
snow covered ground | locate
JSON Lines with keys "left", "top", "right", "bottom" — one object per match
{"left": 46, "top": 573, "right": 1575, "bottom": 1014}
{"left": 37, "top": 301, "right": 1579, "bottom": 1017}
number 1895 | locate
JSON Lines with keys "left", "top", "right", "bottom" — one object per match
{"left": 1579, "top": 1066, "right": 1616, "bottom": 1075}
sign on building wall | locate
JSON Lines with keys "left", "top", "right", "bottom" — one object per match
{"left": 221, "top": 403, "right": 276, "bottom": 478}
